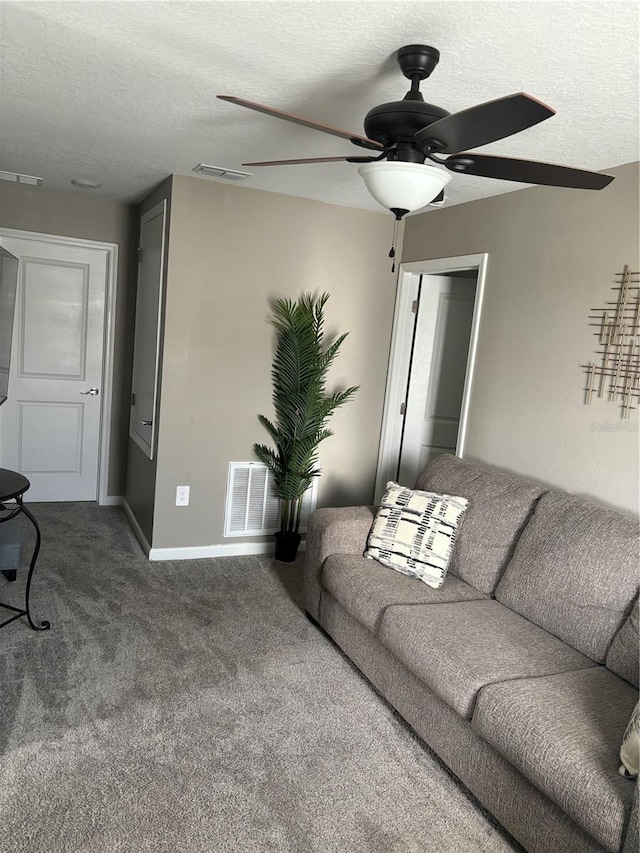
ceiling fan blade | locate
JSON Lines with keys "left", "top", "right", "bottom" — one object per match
{"left": 217, "top": 96, "right": 383, "bottom": 151}
{"left": 242, "top": 156, "right": 376, "bottom": 166}
{"left": 445, "top": 153, "right": 615, "bottom": 190}
{"left": 415, "top": 93, "right": 555, "bottom": 155}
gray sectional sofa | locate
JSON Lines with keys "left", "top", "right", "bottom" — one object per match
{"left": 303, "top": 454, "right": 639, "bottom": 853}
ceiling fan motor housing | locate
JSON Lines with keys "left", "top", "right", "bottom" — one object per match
{"left": 364, "top": 101, "right": 450, "bottom": 149}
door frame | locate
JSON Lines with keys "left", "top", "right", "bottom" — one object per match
{"left": 374, "top": 253, "right": 488, "bottom": 502}
{"left": 0, "top": 227, "right": 118, "bottom": 505}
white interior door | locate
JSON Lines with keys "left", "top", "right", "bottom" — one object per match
{"left": 0, "top": 235, "right": 108, "bottom": 501}
{"left": 129, "top": 200, "right": 166, "bottom": 460}
{"left": 398, "top": 275, "right": 476, "bottom": 487}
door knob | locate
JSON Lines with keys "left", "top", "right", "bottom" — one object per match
{"left": 140, "top": 420, "right": 153, "bottom": 426}
{"left": 80, "top": 387, "right": 99, "bottom": 396}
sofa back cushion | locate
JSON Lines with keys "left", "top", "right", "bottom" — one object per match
{"left": 414, "top": 454, "right": 545, "bottom": 594}
{"left": 607, "top": 597, "right": 639, "bottom": 687}
{"left": 495, "top": 490, "right": 640, "bottom": 662}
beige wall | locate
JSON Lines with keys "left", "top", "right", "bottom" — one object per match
{"left": 403, "top": 161, "right": 640, "bottom": 516}
{"left": 150, "top": 174, "right": 395, "bottom": 549}
{"left": 0, "top": 182, "right": 137, "bottom": 497}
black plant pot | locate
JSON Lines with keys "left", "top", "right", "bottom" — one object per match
{"left": 274, "top": 531, "right": 302, "bottom": 563}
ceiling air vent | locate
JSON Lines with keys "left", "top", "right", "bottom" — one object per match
{"left": 192, "top": 164, "right": 251, "bottom": 181}
{"left": 0, "top": 170, "right": 43, "bottom": 186}
{"left": 224, "top": 462, "right": 317, "bottom": 538}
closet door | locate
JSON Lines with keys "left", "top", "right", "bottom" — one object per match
{"left": 0, "top": 234, "right": 109, "bottom": 501}
{"left": 129, "top": 201, "right": 166, "bottom": 460}
{"left": 398, "top": 274, "right": 476, "bottom": 487}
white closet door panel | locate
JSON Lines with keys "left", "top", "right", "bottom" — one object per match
{"left": 20, "top": 260, "right": 88, "bottom": 378}
{"left": 0, "top": 235, "right": 108, "bottom": 501}
{"left": 19, "top": 402, "right": 83, "bottom": 473}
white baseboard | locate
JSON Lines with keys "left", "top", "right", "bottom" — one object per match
{"left": 120, "top": 500, "right": 307, "bottom": 562}
{"left": 101, "top": 495, "right": 123, "bottom": 506}
{"left": 122, "top": 498, "right": 151, "bottom": 556}
{"left": 148, "top": 540, "right": 307, "bottom": 562}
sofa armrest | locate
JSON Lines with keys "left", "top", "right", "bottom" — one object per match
{"left": 303, "top": 506, "right": 377, "bottom": 620}
{"left": 622, "top": 779, "right": 638, "bottom": 853}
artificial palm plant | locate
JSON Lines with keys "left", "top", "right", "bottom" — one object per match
{"left": 254, "top": 292, "right": 358, "bottom": 560}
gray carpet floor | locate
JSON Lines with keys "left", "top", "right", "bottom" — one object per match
{"left": 0, "top": 503, "right": 520, "bottom": 852}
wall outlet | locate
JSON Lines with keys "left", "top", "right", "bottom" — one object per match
{"left": 176, "top": 485, "right": 190, "bottom": 507}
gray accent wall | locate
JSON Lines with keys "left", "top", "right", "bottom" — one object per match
{"left": 149, "top": 174, "right": 395, "bottom": 549}
{"left": 402, "top": 161, "right": 640, "bottom": 516}
{"left": 0, "top": 181, "right": 137, "bottom": 499}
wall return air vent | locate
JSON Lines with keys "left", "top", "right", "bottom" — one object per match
{"left": 192, "top": 164, "right": 252, "bottom": 181}
{"left": 224, "top": 462, "right": 317, "bottom": 538}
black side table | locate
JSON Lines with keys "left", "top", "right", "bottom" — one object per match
{"left": 0, "top": 468, "right": 50, "bottom": 631}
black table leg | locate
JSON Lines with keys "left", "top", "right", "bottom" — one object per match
{"left": 0, "top": 469, "right": 50, "bottom": 632}
{"left": 17, "top": 499, "right": 50, "bottom": 631}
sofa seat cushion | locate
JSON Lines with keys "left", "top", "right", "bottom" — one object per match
{"left": 495, "top": 491, "right": 640, "bottom": 662}
{"left": 321, "top": 554, "right": 486, "bottom": 634}
{"left": 472, "top": 667, "right": 638, "bottom": 852}
{"left": 379, "top": 600, "right": 595, "bottom": 719}
{"left": 414, "top": 454, "right": 545, "bottom": 594}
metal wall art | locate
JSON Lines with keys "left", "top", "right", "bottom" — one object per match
{"left": 583, "top": 265, "right": 640, "bottom": 419}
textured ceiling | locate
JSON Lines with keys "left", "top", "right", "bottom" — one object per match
{"left": 1, "top": 1, "right": 638, "bottom": 213}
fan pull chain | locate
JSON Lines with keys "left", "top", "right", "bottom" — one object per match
{"left": 388, "top": 209, "right": 407, "bottom": 273}
{"left": 389, "top": 217, "right": 399, "bottom": 272}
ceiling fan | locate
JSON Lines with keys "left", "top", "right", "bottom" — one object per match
{"left": 218, "top": 44, "right": 614, "bottom": 219}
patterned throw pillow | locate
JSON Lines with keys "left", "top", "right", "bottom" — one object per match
{"left": 364, "top": 482, "right": 468, "bottom": 589}
{"left": 620, "top": 701, "right": 640, "bottom": 779}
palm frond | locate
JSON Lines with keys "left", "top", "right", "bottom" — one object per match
{"left": 255, "top": 292, "right": 358, "bottom": 521}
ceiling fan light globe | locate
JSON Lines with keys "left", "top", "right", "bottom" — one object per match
{"left": 358, "top": 162, "right": 451, "bottom": 214}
